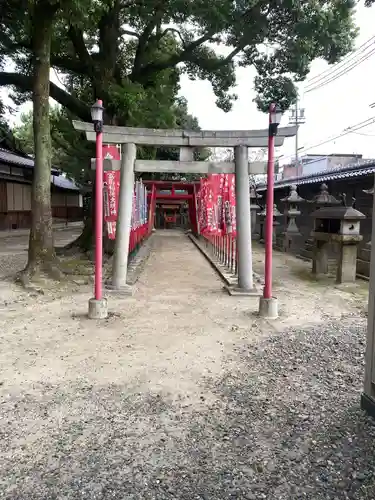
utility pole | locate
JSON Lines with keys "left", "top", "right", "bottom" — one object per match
{"left": 289, "top": 96, "right": 306, "bottom": 173}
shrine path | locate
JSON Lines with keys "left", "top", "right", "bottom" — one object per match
{"left": 0, "top": 230, "right": 374, "bottom": 499}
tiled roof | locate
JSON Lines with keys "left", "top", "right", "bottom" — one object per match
{"left": 0, "top": 147, "right": 35, "bottom": 167}
{"left": 51, "top": 175, "right": 80, "bottom": 191}
{"left": 0, "top": 147, "right": 60, "bottom": 174}
{"left": 257, "top": 159, "right": 375, "bottom": 191}
{"left": 0, "top": 147, "right": 80, "bottom": 191}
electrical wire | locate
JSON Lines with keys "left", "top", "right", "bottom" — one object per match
{"left": 349, "top": 130, "right": 375, "bottom": 137}
{"left": 305, "top": 35, "right": 375, "bottom": 87}
{"left": 305, "top": 47, "right": 375, "bottom": 93}
{"left": 279, "top": 115, "right": 375, "bottom": 165}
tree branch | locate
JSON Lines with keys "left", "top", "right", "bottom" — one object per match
{"left": 50, "top": 54, "right": 86, "bottom": 75}
{"left": 0, "top": 31, "right": 31, "bottom": 53}
{"left": 132, "top": 0, "right": 167, "bottom": 77}
{"left": 132, "top": 31, "right": 214, "bottom": 81}
{"left": 155, "top": 28, "right": 187, "bottom": 47}
{"left": 121, "top": 29, "right": 139, "bottom": 38}
{"left": 0, "top": 72, "right": 91, "bottom": 121}
{"left": 132, "top": 19, "right": 160, "bottom": 75}
{"left": 67, "top": 25, "right": 94, "bottom": 77}
{"left": 223, "top": 42, "right": 248, "bottom": 64}
{"left": 98, "top": 1, "right": 122, "bottom": 74}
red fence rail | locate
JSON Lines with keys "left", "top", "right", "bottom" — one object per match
{"left": 129, "top": 224, "right": 148, "bottom": 254}
{"left": 201, "top": 233, "right": 238, "bottom": 276}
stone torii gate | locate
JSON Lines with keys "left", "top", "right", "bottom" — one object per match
{"left": 73, "top": 121, "right": 296, "bottom": 295}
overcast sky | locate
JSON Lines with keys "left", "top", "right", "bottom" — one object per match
{"left": 2, "top": 2, "right": 375, "bottom": 164}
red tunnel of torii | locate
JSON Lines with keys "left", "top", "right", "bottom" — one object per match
{"left": 143, "top": 180, "right": 200, "bottom": 234}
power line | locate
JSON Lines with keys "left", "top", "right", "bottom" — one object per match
{"left": 279, "top": 115, "right": 375, "bottom": 164}
{"left": 306, "top": 35, "right": 375, "bottom": 84}
{"left": 349, "top": 130, "right": 375, "bottom": 137}
{"left": 305, "top": 35, "right": 375, "bottom": 87}
{"left": 305, "top": 47, "right": 375, "bottom": 93}
{"left": 303, "top": 117, "right": 375, "bottom": 152}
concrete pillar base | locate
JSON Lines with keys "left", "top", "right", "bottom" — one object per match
{"left": 88, "top": 298, "right": 108, "bottom": 319}
{"left": 225, "top": 285, "right": 260, "bottom": 297}
{"left": 105, "top": 283, "right": 134, "bottom": 296}
{"left": 258, "top": 296, "right": 278, "bottom": 319}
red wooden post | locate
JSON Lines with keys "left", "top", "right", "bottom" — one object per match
{"left": 94, "top": 101, "right": 103, "bottom": 301}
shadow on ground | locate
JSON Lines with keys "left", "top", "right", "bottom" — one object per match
{"left": 1, "top": 315, "right": 374, "bottom": 500}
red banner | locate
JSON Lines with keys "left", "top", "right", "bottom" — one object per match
{"left": 206, "top": 178, "right": 214, "bottom": 234}
{"left": 197, "top": 174, "right": 236, "bottom": 237}
{"left": 106, "top": 221, "right": 116, "bottom": 240}
{"left": 229, "top": 174, "right": 236, "bottom": 237}
{"left": 102, "top": 145, "right": 120, "bottom": 239}
{"left": 222, "top": 174, "right": 231, "bottom": 235}
{"left": 103, "top": 170, "right": 120, "bottom": 223}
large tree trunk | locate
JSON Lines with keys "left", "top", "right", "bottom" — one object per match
{"left": 61, "top": 190, "right": 94, "bottom": 254}
{"left": 21, "top": 1, "right": 61, "bottom": 284}
{"left": 62, "top": 186, "right": 114, "bottom": 257}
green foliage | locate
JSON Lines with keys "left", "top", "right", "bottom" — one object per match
{"left": 12, "top": 98, "right": 204, "bottom": 185}
{"left": 254, "top": 76, "right": 297, "bottom": 113}
{"left": 1, "top": 0, "right": 361, "bottom": 188}
{"left": 0, "top": 0, "right": 360, "bottom": 119}
{"left": 13, "top": 105, "right": 94, "bottom": 186}
{"left": 12, "top": 110, "right": 33, "bottom": 154}
{"left": 0, "top": 100, "right": 18, "bottom": 151}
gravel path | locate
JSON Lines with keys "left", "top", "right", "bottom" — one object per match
{"left": 0, "top": 231, "right": 373, "bottom": 499}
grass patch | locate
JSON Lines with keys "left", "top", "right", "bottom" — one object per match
{"left": 60, "top": 255, "right": 94, "bottom": 276}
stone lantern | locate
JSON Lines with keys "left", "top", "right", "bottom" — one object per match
{"left": 309, "top": 182, "right": 340, "bottom": 208}
{"left": 298, "top": 183, "right": 341, "bottom": 262}
{"left": 310, "top": 200, "right": 365, "bottom": 283}
{"left": 258, "top": 204, "right": 282, "bottom": 244}
{"left": 250, "top": 186, "right": 261, "bottom": 239}
{"left": 281, "top": 184, "right": 304, "bottom": 252}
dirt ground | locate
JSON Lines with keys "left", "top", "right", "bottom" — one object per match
{"left": 0, "top": 224, "right": 83, "bottom": 278}
{"left": 0, "top": 230, "right": 373, "bottom": 499}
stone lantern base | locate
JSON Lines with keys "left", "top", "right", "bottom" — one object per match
{"left": 311, "top": 232, "right": 363, "bottom": 284}
{"left": 283, "top": 230, "right": 303, "bottom": 254}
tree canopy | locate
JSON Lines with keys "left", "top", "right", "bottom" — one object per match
{"left": 0, "top": 0, "right": 360, "bottom": 122}
{"left": 0, "top": 99, "right": 24, "bottom": 153}
{"left": 13, "top": 97, "right": 204, "bottom": 186}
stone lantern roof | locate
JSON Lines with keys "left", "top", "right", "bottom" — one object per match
{"left": 281, "top": 184, "right": 304, "bottom": 203}
{"left": 258, "top": 204, "right": 281, "bottom": 217}
{"left": 309, "top": 183, "right": 340, "bottom": 206}
{"left": 311, "top": 205, "right": 366, "bottom": 220}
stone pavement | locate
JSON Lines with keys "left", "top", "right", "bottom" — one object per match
{"left": 0, "top": 230, "right": 373, "bottom": 500}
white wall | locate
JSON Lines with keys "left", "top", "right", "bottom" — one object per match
{"left": 302, "top": 157, "right": 328, "bottom": 176}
